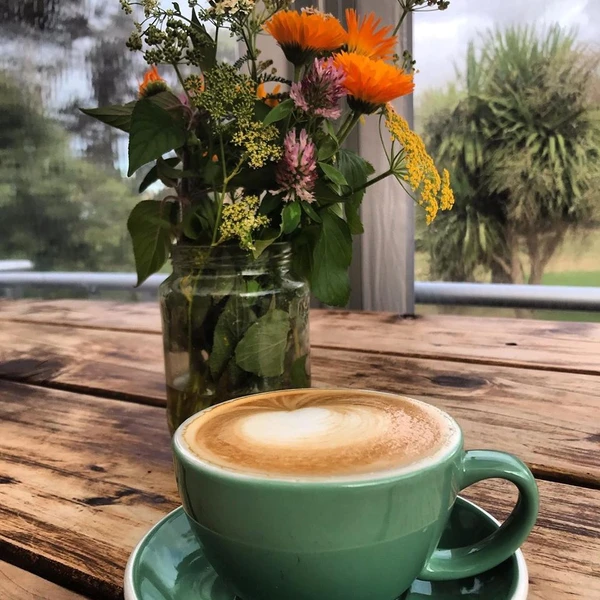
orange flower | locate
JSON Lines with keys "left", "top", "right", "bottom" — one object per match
{"left": 139, "top": 65, "right": 167, "bottom": 98}
{"left": 334, "top": 52, "right": 414, "bottom": 113}
{"left": 257, "top": 82, "right": 282, "bottom": 108}
{"left": 264, "top": 10, "right": 347, "bottom": 66}
{"left": 345, "top": 9, "right": 396, "bottom": 60}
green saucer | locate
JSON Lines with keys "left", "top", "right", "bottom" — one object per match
{"left": 124, "top": 498, "right": 528, "bottom": 600}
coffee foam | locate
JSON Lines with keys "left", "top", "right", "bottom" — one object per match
{"left": 182, "top": 390, "right": 460, "bottom": 481}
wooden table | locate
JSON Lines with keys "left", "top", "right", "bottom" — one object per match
{"left": 0, "top": 300, "right": 599, "bottom": 600}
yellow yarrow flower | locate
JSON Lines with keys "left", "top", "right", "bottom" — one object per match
{"left": 219, "top": 195, "right": 270, "bottom": 251}
{"left": 384, "top": 104, "right": 454, "bottom": 224}
{"left": 232, "top": 120, "right": 283, "bottom": 169}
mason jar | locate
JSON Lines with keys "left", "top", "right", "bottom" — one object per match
{"left": 159, "top": 243, "right": 311, "bottom": 434}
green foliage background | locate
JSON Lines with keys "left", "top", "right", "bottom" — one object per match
{"left": 0, "top": 73, "right": 140, "bottom": 271}
{"left": 419, "top": 25, "right": 600, "bottom": 286}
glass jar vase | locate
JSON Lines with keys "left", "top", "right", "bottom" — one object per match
{"left": 160, "top": 243, "right": 311, "bottom": 434}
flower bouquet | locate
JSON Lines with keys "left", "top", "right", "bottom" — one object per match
{"left": 82, "top": 0, "right": 454, "bottom": 431}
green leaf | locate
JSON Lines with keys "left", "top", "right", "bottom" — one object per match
{"left": 139, "top": 165, "right": 159, "bottom": 194}
{"left": 319, "top": 162, "right": 349, "bottom": 188}
{"left": 313, "top": 180, "right": 344, "bottom": 205}
{"left": 246, "top": 280, "right": 261, "bottom": 294}
{"left": 317, "top": 136, "right": 338, "bottom": 162}
{"left": 291, "top": 355, "right": 310, "bottom": 388}
{"left": 291, "top": 226, "right": 319, "bottom": 281}
{"left": 259, "top": 193, "right": 281, "bottom": 216}
{"left": 190, "top": 10, "right": 217, "bottom": 71}
{"left": 252, "top": 227, "right": 281, "bottom": 259}
{"left": 157, "top": 157, "right": 196, "bottom": 180}
{"left": 182, "top": 202, "right": 216, "bottom": 241}
{"left": 282, "top": 202, "right": 301, "bottom": 234}
{"left": 229, "top": 164, "right": 276, "bottom": 191}
{"left": 311, "top": 211, "right": 352, "bottom": 307}
{"left": 128, "top": 99, "right": 187, "bottom": 176}
{"left": 254, "top": 100, "right": 271, "bottom": 123}
{"left": 301, "top": 201, "right": 322, "bottom": 223}
{"left": 150, "top": 91, "right": 185, "bottom": 115}
{"left": 337, "top": 149, "right": 375, "bottom": 189}
{"left": 139, "top": 157, "right": 181, "bottom": 193}
{"left": 337, "top": 149, "right": 373, "bottom": 235}
{"left": 235, "top": 309, "right": 291, "bottom": 377}
{"left": 80, "top": 102, "right": 136, "bottom": 133}
{"left": 324, "top": 120, "right": 338, "bottom": 142}
{"left": 127, "top": 200, "right": 175, "bottom": 286}
{"left": 203, "top": 160, "right": 222, "bottom": 185}
{"left": 263, "top": 99, "right": 295, "bottom": 126}
{"left": 345, "top": 201, "right": 364, "bottom": 235}
{"left": 329, "top": 203, "right": 345, "bottom": 219}
{"left": 209, "top": 297, "right": 257, "bottom": 380}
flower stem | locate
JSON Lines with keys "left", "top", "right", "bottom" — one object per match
{"left": 335, "top": 112, "right": 354, "bottom": 140}
{"left": 212, "top": 134, "right": 228, "bottom": 245}
{"left": 393, "top": 6, "right": 410, "bottom": 37}
{"left": 285, "top": 65, "right": 303, "bottom": 131}
{"left": 353, "top": 169, "right": 394, "bottom": 194}
{"left": 337, "top": 112, "right": 362, "bottom": 146}
{"left": 212, "top": 190, "right": 225, "bottom": 245}
{"left": 173, "top": 62, "right": 192, "bottom": 105}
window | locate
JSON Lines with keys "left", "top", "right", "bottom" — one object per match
{"left": 414, "top": 0, "right": 600, "bottom": 320}
{"left": 0, "top": 1, "right": 238, "bottom": 300}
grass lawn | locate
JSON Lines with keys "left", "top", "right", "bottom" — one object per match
{"left": 542, "top": 271, "right": 600, "bottom": 287}
{"left": 416, "top": 228, "right": 600, "bottom": 322}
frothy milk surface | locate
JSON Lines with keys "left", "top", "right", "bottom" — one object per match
{"left": 182, "top": 390, "right": 459, "bottom": 479}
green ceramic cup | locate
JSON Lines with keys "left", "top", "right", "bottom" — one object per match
{"left": 172, "top": 391, "right": 539, "bottom": 600}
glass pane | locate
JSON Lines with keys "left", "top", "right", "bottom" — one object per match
{"left": 414, "top": 0, "right": 600, "bottom": 320}
{"left": 0, "top": 1, "right": 236, "bottom": 300}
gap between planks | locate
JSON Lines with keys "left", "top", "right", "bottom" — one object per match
{"left": 3, "top": 316, "right": 600, "bottom": 378}
{"left": 0, "top": 375, "right": 597, "bottom": 492}
{"left": 0, "top": 380, "right": 598, "bottom": 600}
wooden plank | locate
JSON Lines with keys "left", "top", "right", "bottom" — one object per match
{"left": 311, "top": 310, "right": 600, "bottom": 375}
{"left": 0, "top": 561, "right": 88, "bottom": 600}
{"left": 3, "top": 300, "right": 600, "bottom": 373}
{"left": 0, "top": 300, "right": 161, "bottom": 334}
{"left": 0, "top": 381, "right": 597, "bottom": 600}
{"left": 462, "top": 479, "right": 600, "bottom": 600}
{"left": 0, "top": 321, "right": 166, "bottom": 404}
{"left": 0, "top": 322, "right": 598, "bottom": 485}
{"left": 0, "top": 382, "right": 178, "bottom": 599}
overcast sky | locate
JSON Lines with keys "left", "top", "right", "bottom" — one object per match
{"left": 413, "top": 0, "right": 600, "bottom": 98}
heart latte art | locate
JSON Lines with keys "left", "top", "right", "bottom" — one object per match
{"left": 183, "top": 390, "right": 459, "bottom": 479}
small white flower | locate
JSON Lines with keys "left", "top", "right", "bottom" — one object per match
{"left": 208, "top": 0, "right": 256, "bottom": 17}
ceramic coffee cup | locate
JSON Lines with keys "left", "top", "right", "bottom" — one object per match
{"left": 172, "top": 389, "right": 539, "bottom": 600}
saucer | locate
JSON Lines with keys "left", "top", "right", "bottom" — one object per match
{"left": 124, "top": 497, "right": 528, "bottom": 600}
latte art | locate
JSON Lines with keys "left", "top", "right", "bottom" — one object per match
{"left": 183, "top": 390, "right": 459, "bottom": 479}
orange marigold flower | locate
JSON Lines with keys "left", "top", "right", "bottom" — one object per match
{"left": 139, "top": 65, "right": 167, "bottom": 98}
{"left": 257, "top": 82, "right": 282, "bottom": 108}
{"left": 334, "top": 52, "right": 414, "bottom": 114}
{"left": 345, "top": 9, "right": 396, "bottom": 60}
{"left": 264, "top": 10, "right": 347, "bottom": 66}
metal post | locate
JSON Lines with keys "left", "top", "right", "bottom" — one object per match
{"left": 268, "top": 0, "right": 416, "bottom": 313}
{"left": 338, "top": 1, "right": 415, "bottom": 313}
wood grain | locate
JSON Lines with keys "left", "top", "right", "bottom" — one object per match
{"left": 3, "top": 300, "right": 600, "bottom": 373}
{"left": 0, "top": 321, "right": 598, "bottom": 485}
{"left": 0, "top": 321, "right": 166, "bottom": 403}
{"left": 0, "top": 561, "right": 87, "bottom": 600}
{"left": 0, "top": 380, "right": 598, "bottom": 600}
{"left": 0, "top": 300, "right": 161, "bottom": 334}
{"left": 463, "top": 479, "right": 600, "bottom": 600}
{"left": 311, "top": 310, "right": 600, "bottom": 375}
{"left": 0, "top": 381, "right": 178, "bottom": 599}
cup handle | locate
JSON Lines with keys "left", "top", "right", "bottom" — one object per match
{"left": 419, "top": 450, "right": 539, "bottom": 581}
